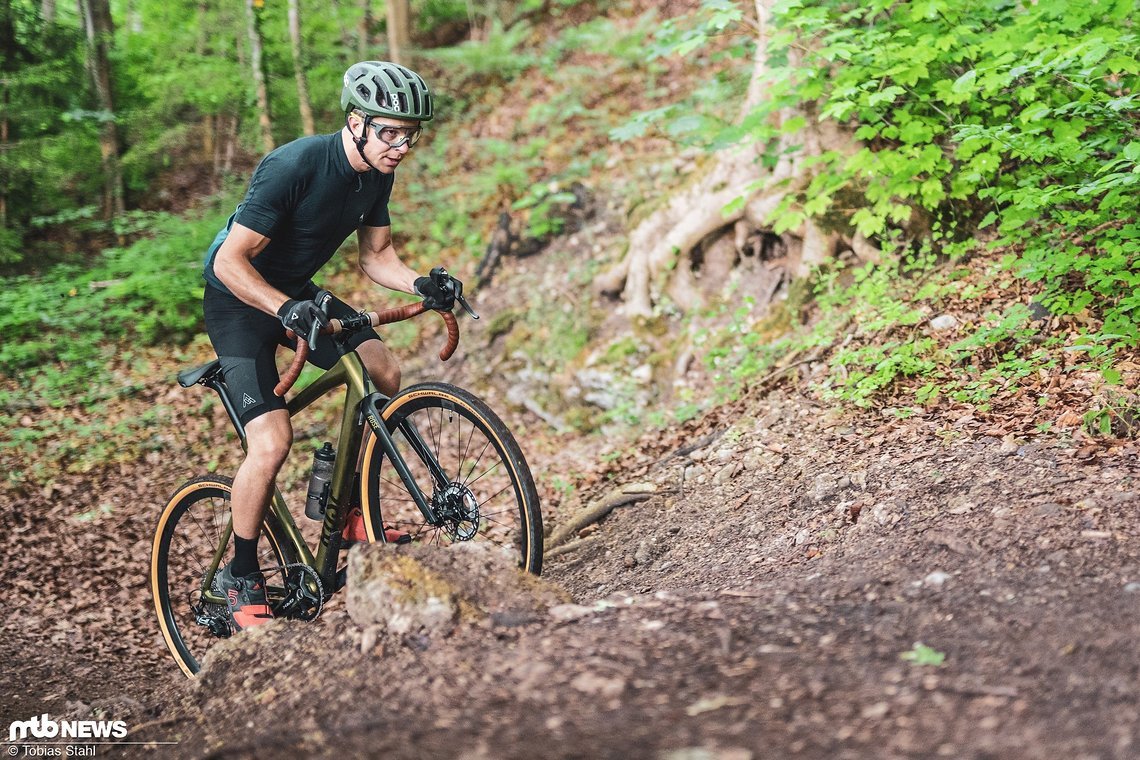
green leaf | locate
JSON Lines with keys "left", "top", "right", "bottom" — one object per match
{"left": 951, "top": 69, "right": 976, "bottom": 94}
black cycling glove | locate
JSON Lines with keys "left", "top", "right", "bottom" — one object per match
{"left": 414, "top": 267, "right": 463, "bottom": 311}
{"left": 277, "top": 299, "right": 329, "bottom": 345}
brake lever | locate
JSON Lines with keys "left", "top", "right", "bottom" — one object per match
{"left": 306, "top": 319, "right": 322, "bottom": 349}
{"left": 456, "top": 292, "right": 480, "bottom": 320}
{"left": 308, "top": 290, "right": 332, "bottom": 348}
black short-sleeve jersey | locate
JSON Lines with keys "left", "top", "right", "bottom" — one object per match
{"left": 203, "top": 132, "right": 394, "bottom": 297}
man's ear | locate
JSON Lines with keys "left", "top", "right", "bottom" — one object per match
{"left": 346, "top": 112, "right": 363, "bottom": 138}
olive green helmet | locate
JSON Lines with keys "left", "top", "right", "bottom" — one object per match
{"left": 341, "top": 61, "right": 434, "bottom": 121}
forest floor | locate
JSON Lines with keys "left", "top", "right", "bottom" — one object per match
{"left": 2, "top": 370, "right": 1138, "bottom": 758}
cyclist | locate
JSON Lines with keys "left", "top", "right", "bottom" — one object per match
{"left": 201, "top": 61, "right": 458, "bottom": 632}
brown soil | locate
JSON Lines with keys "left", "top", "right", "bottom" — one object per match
{"left": 3, "top": 382, "right": 1138, "bottom": 759}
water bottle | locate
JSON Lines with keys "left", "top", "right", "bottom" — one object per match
{"left": 305, "top": 442, "right": 336, "bottom": 520}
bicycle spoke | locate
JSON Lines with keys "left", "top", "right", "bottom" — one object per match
{"left": 366, "top": 386, "right": 539, "bottom": 573}
{"left": 461, "top": 437, "right": 493, "bottom": 485}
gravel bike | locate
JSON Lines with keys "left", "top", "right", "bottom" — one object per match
{"left": 150, "top": 286, "right": 543, "bottom": 676}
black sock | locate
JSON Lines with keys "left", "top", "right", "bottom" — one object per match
{"left": 231, "top": 533, "right": 260, "bottom": 577}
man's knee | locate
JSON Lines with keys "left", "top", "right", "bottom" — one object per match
{"left": 371, "top": 362, "right": 400, "bottom": 396}
{"left": 358, "top": 340, "right": 400, "bottom": 395}
{"left": 244, "top": 412, "right": 293, "bottom": 468}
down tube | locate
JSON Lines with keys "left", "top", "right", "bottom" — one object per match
{"left": 360, "top": 394, "right": 438, "bottom": 524}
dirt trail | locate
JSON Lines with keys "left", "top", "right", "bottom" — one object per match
{"left": 3, "top": 386, "right": 1137, "bottom": 759}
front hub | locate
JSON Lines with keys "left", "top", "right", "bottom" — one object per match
{"left": 435, "top": 483, "right": 480, "bottom": 541}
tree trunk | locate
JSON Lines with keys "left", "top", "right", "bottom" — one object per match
{"left": 1, "top": 0, "right": 11, "bottom": 229}
{"left": 288, "top": 0, "right": 315, "bottom": 135}
{"left": 386, "top": 0, "right": 409, "bottom": 64}
{"left": 195, "top": 1, "right": 207, "bottom": 56}
{"left": 1, "top": 77, "right": 8, "bottom": 229}
{"left": 244, "top": 0, "right": 274, "bottom": 153}
{"left": 601, "top": 0, "right": 862, "bottom": 316}
{"left": 358, "top": 0, "right": 371, "bottom": 61}
{"left": 41, "top": 0, "right": 54, "bottom": 22}
{"left": 77, "top": 0, "right": 124, "bottom": 220}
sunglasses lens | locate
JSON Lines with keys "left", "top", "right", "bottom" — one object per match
{"left": 372, "top": 125, "right": 421, "bottom": 148}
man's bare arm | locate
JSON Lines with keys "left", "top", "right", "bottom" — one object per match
{"left": 358, "top": 225, "right": 419, "bottom": 294}
{"left": 212, "top": 223, "right": 292, "bottom": 315}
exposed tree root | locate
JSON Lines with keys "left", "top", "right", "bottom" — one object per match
{"left": 602, "top": 0, "right": 873, "bottom": 317}
{"left": 547, "top": 485, "right": 659, "bottom": 549}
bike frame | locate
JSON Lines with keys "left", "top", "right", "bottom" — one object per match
{"left": 198, "top": 340, "right": 452, "bottom": 601}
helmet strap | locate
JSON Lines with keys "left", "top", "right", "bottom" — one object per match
{"left": 347, "top": 111, "right": 380, "bottom": 173}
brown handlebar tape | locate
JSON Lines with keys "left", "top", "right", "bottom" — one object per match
{"left": 273, "top": 304, "right": 460, "bottom": 397}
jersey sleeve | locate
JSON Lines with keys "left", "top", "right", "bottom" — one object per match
{"left": 233, "top": 152, "right": 303, "bottom": 238}
{"left": 362, "top": 173, "right": 394, "bottom": 228}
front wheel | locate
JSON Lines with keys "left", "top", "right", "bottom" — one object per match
{"left": 150, "top": 476, "right": 299, "bottom": 677}
{"left": 360, "top": 382, "right": 543, "bottom": 574}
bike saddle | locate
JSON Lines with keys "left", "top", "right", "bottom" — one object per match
{"left": 177, "top": 359, "right": 222, "bottom": 388}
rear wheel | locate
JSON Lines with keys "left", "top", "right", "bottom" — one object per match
{"left": 150, "top": 476, "right": 299, "bottom": 676}
{"left": 360, "top": 382, "right": 543, "bottom": 574}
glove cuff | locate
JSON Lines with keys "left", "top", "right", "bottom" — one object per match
{"left": 277, "top": 299, "right": 299, "bottom": 319}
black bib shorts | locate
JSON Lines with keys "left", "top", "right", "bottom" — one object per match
{"left": 203, "top": 284, "right": 382, "bottom": 425}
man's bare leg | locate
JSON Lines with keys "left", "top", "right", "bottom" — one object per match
{"left": 231, "top": 409, "right": 293, "bottom": 543}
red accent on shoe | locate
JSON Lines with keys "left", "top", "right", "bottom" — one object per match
{"left": 342, "top": 507, "right": 369, "bottom": 543}
{"left": 232, "top": 605, "right": 274, "bottom": 629}
{"left": 342, "top": 507, "right": 412, "bottom": 545}
{"left": 384, "top": 527, "right": 412, "bottom": 545}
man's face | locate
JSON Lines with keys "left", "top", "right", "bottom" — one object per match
{"left": 355, "top": 114, "right": 422, "bottom": 173}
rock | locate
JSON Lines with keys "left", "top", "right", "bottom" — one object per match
{"left": 713, "top": 463, "right": 736, "bottom": 485}
{"left": 811, "top": 473, "right": 840, "bottom": 502}
{"left": 1124, "top": 582, "right": 1140, "bottom": 594}
{"left": 569, "top": 671, "right": 626, "bottom": 698}
{"left": 861, "top": 701, "right": 891, "bottom": 719}
{"left": 871, "top": 502, "right": 900, "bottom": 526}
{"left": 346, "top": 542, "right": 568, "bottom": 641}
{"left": 634, "top": 540, "right": 654, "bottom": 565}
{"left": 929, "top": 314, "right": 958, "bottom": 331}
{"left": 360, "top": 625, "right": 380, "bottom": 655}
{"left": 923, "top": 571, "right": 950, "bottom": 589}
{"left": 548, "top": 604, "right": 597, "bottom": 623}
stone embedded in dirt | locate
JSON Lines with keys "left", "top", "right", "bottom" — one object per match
{"left": 713, "top": 463, "right": 736, "bottom": 484}
{"left": 661, "top": 750, "right": 753, "bottom": 760}
{"left": 923, "top": 571, "right": 950, "bottom": 589}
{"left": 345, "top": 542, "right": 569, "bottom": 642}
{"left": 870, "top": 501, "right": 901, "bottom": 527}
{"left": 929, "top": 314, "right": 959, "bottom": 331}
{"left": 569, "top": 671, "right": 626, "bottom": 699}
{"left": 861, "top": 700, "right": 891, "bottom": 719}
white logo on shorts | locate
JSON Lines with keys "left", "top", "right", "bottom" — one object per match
{"left": 242, "top": 393, "right": 256, "bottom": 407}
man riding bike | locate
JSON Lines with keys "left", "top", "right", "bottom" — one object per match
{"left": 201, "top": 61, "right": 459, "bottom": 632}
